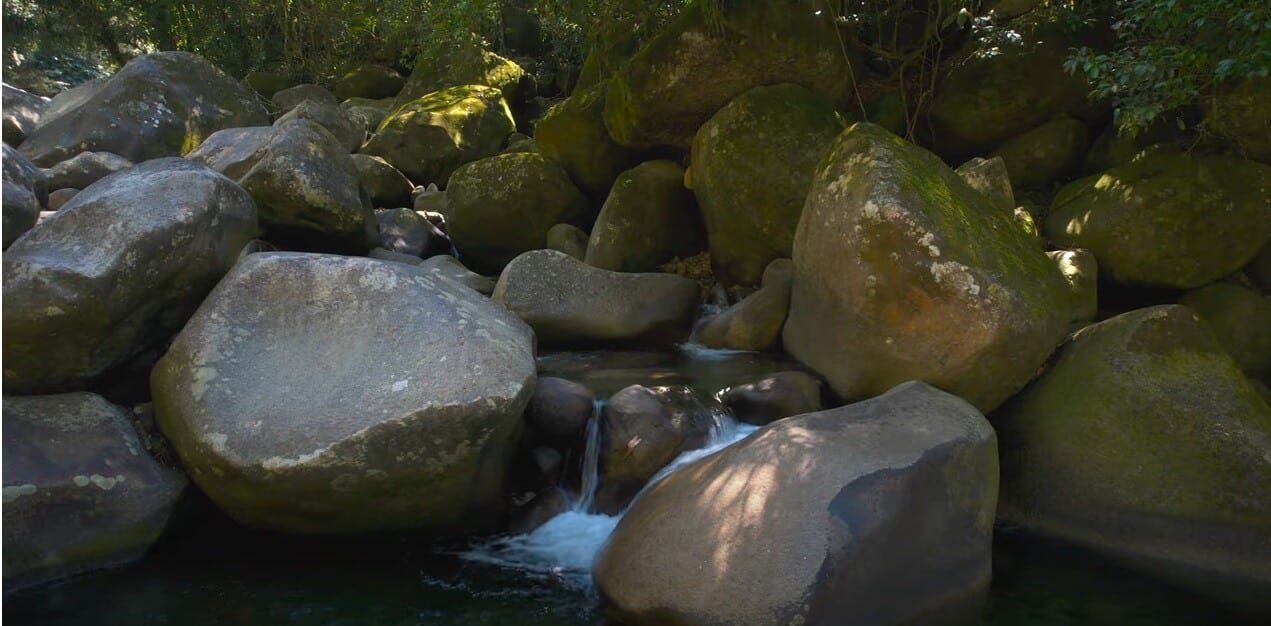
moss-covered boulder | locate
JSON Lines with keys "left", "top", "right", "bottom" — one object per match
{"left": 1206, "top": 77, "right": 1271, "bottom": 163}
{"left": 990, "top": 116, "right": 1089, "bottom": 187}
{"left": 603, "top": 0, "right": 859, "bottom": 150}
{"left": 546, "top": 223, "right": 588, "bottom": 260}
{"left": 1045, "top": 153, "right": 1271, "bottom": 289}
{"left": 351, "top": 154, "right": 414, "bottom": 207}
{"left": 595, "top": 381, "right": 998, "bottom": 626}
{"left": 3, "top": 393, "right": 187, "bottom": 591}
{"left": 533, "top": 80, "right": 640, "bottom": 199}
{"left": 274, "top": 99, "right": 363, "bottom": 153}
{"left": 585, "top": 160, "right": 702, "bottom": 272}
{"left": 1180, "top": 283, "right": 1271, "bottom": 383}
{"left": 393, "top": 46, "right": 525, "bottom": 111}
{"left": 445, "top": 153, "right": 590, "bottom": 274}
{"left": 20, "top": 52, "right": 267, "bottom": 166}
{"left": 341, "top": 96, "right": 395, "bottom": 138}
{"left": 333, "top": 64, "right": 406, "bottom": 101}
{"left": 783, "top": 123, "right": 1075, "bottom": 412}
{"left": 925, "top": 15, "right": 1102, "bottom": 161}
{"left": 3, "top": 159, "right": 258, "bottom": 393}
{"left": 361, "top": 85, "right": 514, "bottom": 186}
{"left": 574, "top": 34, "right": 641, "bottom": 92}
{"left": 691, "top": 84, "right": 848, "bottom": 285}
{"left": 152, "top": 253, "right": 536, "bottom": 533}
{"left": 995, "top": 305, "right": 1271, "bottom": 609}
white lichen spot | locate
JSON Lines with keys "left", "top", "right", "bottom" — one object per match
{"left": 930, "top": 261, "right": 981, "bottom": 297}
{"left": 391, "top": 379, "right": 409, "bottom": 392}
{"left": 3, "top": 484, "right": 38, "bottom": 502}
{"left": 89, "top": 474, "right": 118, "bottom": 490}
{"left": 43, "top": 306, "right": 65, "bottom": 316}
{"left": 73, "top": 475, "right": 91, "bottom": 487}
{"left": 205, "top": 432, "right": 229, "bottom": 453}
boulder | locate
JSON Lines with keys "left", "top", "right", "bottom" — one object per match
{"left": 417, "top": 254, "right": 495, "bottom": 295}
{"left": 691, "top": 83, "right": 848, "bottom": 285}
{"left": 995, "top": 305, "right": 1271, "bottom": 608}
{"left": 333, "top": 64, "right": 406, "bottom": 101}
{"left": 697, "top": 258, "right": 793, "bottom": 351}
{"left": 361, "top": 85, "right": 514, "bottom": 186}
{"left": 600, "top": 385, "right": 714, "bottom": 492}
{"left": 46, "top": 187, "right": 79, "bottom": 211}
{"left": 19, "top": 52, "right": 267, "bottom": 166}
{"left": 2, "top": 145, "right": 45, "bottom": 247}
{"left": 3, "top": 158, "right": 258, "bottom": 393}
{"left": 243, "top": 71, "right": 301, "bottom": 98}
{"left": 445, "top": 153, "right": 590, "bottom": 274}
{"left": 185, "top": 126, "right": 273, "bottom": 180}
{"left": 238, "top": 118, "right": 377, "bottom": 250}
{"left": 546, "top": 223, "right": 589, "bottom": 260}
{"left": 393, "top": 46, "right": 525, "bottom": 111}
{"left": 533, "top": 80, "right": 640, "bottom": 198}
{"left": 3, "top": 393, "right": 187, "bottom": 591}
{"left": 990, "top": 116, "right": 1089, "bottom": 187}
{"left": 274, "top": 99, "right": 362, "bottom": 152}
{"left": 718, "top": 370, "right": 822, "bottom": 425}
{"left": 1045, "top": 153, "right": 1271, "bottom": 289}
{"left": 352, "top": 154, "right": 414, "bottom": 207}
{"left": 375, "top": 208, "right": 450, "bottom": 258}
{"left": 1249, "top": 245, "right": 1271, "bottom": 293}
{"left": 1180, "top": 283, "right": 1271, "bottom": 382}
{"left": 585, "top": 160, "right": 703, "bottom": 272}
{"left": 594, "top": 381, "right": 998, "bottom": 626}
{"left": 270, "top": 83, "right": 338, "bottom": 115}
{"left": 341, "top": 96, "right": 395, "bottom": 137}
{"left": 1206, "top": 77, "right": 1270, "bottom": 163}
{"left": 955, "top": 156, "right": 1014, "bottom": 214}
{"left": 784, "top": 123, "right": 1075, "bottom": 412}
{"left": 1048, "top": 249, "right": 1098, "bottom": 331}
{"left": 925, "top": 14, "right": 1103, "bottom": 160}
{"left": 603, "top": 0, "right": 858, "bottom": 150}
{"left": 42, "top": 151, "right": 132, "bottom": 190}
{"left": 151, "top": 253, "right": 537, "bottom": 533}
{"left": 525, "top": 377, "right": 594, "bottom": 447}
{"left": 3, "top": 83, "right": 49, "bottom": 145}
{"left": 493, "top": 249, "right": 700, "bottom": 345}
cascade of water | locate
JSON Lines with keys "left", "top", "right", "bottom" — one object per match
{"left": 460, "top": 386, "right": 757, "bottom": 588}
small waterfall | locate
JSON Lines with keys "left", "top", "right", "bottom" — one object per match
{"left": 572, "top": 401, "right": 604, "bottom": 513}
{"left": 461, "top": 389, "right": 757, "bottom": 588}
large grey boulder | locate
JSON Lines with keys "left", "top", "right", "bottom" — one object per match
{"left": 185, "top": 126, "right": 272, "bottom": 180}
{"left": 237, "top": 118, "right": 377, "bottom": 250}
{"left": 3, "top": 393, "right": 187, "bottom": 591}
{"left": 2, "top": 144, "right": 46, "bottom": 247}
{"left": 494, "top": 250, "right": 700, "bottom": 346}
{"left": 784, "top": 123, "right": 1074, "bottom": 412}
{"left": 375, "top": 208, "right": 449, "bottom": 258}
{"left": 533, "top": 80, "right": 640, "bottom": 199}
{"left": 3, "top": 83, "right": 49, "bottom": 145}
{"left": 274, "top": 99, "right": 363, "bottom": 153}
{"left": 584, "top": 160, "right": 703, "bottom": 273}
{"left": 151, "top": 253, "right": 536, "bottom": 533}
{"left": 594, "top": 381, "right": 998, "bottom": 626}
{"left": 19, "top": 52, "right": 267, "bottom": 166}
{"left": 996, "top": 305, "right": 1271, "bottom": 609}
{"left": 270, "top": 84, "right": 338, "bottom": 115}
{"left": 3, "top": 158, "right": 259, "bottom": 393}
{"left": 42, "top": 151, "right": 133, "bottom": 190}
{"left": 352, "top": 154, "right": 414, "bottom": 207}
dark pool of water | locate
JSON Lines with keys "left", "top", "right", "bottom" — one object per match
{"left": 7, "top": 515, "right": 1254, "bottom": 626}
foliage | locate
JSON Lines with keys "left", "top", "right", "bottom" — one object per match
{"left": 1065, "top": 0, "right": 1271, "bottom": 135}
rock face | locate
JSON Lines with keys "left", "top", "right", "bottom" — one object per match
{"left": 990, "top": 116, "right": 1089, "bottom": 187}
{"left": 698, "top": 258, "right": 793, "bottom": 351}
{"left": 1046, "top": 153, "right": 1271, "bottom": 289}
{"left": 274, "top": 99, "right": 363, "bottom": 153}
{"left": 718, "top": 370, "right": 822, "bottom": 425}
{"left": 43, "top": 151, "right": 133, "bottom": 190}
{"left": 445, "top": 153, "right": 590, "bottom": 274}
{"left": 691, "top": 84, "right": 847, "bottom": 285}
{"left": 362, "top": 85, "right": 514, "bottom": 186}
{"left": 352, "top": 154, "right": 414, "bottom": 207}
{"left": 238, "top": 119, "right": 377, "bottom": 249}
{"left": 3, "top": 83, "right": 49, "bottom": 145}
{"left": 995, "top": 306, "right": 1271, "bottom": 608}
{"left": 19, "top": 52, "right": 267, "bottom": 166}
{"left": 1180, "top": 283, "right": 1271, "bottom": 382}
{"left": 151, "top": 253, "right": 536, "bottom": 533}
{"left": 3, "top": 159, "right": 259, "bottom": 393}
{"left": 3, "top": 393, "right": 187, "bottom": 591}
{"left": 585, "top": 160, "right": 702, "bottom": 272}
{"left": 533, "top": 80, "right": 640, "bottom": 199}
{"left": 2, "top": 144, "right": 45, "bottom": 247}
{"left": 603, "top": 0, "right": 857, "bottom": 150}
{"left": 185, "top": 126, "right": 273, "bottom": 180}
{"left": 392, "top": 47, "right": 525, "bottom": 111}
{"left": 925, "top": 14, "right": 1102, "bottom": 160}
{"left": 493, "top": 249, "right": 700, "bottom": 345}
{"left": 594, "top": 381, "right": 998, "bottom": 626}
{"left": 784, "top": 123, "right": 1074, "bottom": 412}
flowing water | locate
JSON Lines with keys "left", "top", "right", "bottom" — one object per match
{"left": 6, "top": 347, "right": 1257, "bottom": 625}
